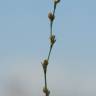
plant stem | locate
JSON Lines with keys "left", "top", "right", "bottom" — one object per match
{"left": 50, "top": 21, "right": 53, "bottom": 37}
{"left": 53, "top": 3, "right": 56, "bottom": 16}
{"left": 44, "top": 70, "right": 47, "bottom": 89}
{"left": 47, "top": 45, "right": 52, "bottom": 61}
{"left": 42, "top": 1, "right": 60, "bottom": 96}
{"left": 44, "top": 72, "right": 49, "bottom": 96}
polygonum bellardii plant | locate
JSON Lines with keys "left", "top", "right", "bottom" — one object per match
{"left": 41, "top": 0, "right": 61, "bottom": 96}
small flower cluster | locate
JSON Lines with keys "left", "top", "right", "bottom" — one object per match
{"left": 50, "top": 34, "right": 56, "bottom": 46}
{"left": 42, "top": 59, "right": 48, "bottom": 73}
{"left": 42, "top": 0, "right": 60, "bottom": 96}
{"left": 48, "top": 12, "right": 55, "bottom": 22}
{"left": 43, "top": 87, "right": 50, "bottom": 96}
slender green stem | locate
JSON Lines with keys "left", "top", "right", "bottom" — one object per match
{"left": 48, "top": 4, "right": 57, "bottom": 61}
{"left": 42, "top": 1, "right": 60, "bottom": 96}
{"left": 44, "top": 71, "right": 47, "bottom": 89}
{"left": 50, "top": 21, "right": 53, "bottom": 36}
{"left": 43, "top": 3, "right": 57, "bottom": 96}
{"left": 53, "top": 3, "right": 56, "bottom": 16}
{"left": 47, "top": 45, "right": 53, "bottom": 61}
{"left": 50, "top": 3, "right": 56, "bottom": 37}
{"left": 44, "top": 72, "right": 49, "bottom": 96}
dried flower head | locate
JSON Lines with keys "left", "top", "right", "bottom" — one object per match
{"left": 48, "top": 12, "right": 55, "bottom": 21}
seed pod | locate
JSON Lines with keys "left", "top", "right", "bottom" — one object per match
{"left": 48, "top": 12, "right": 55, "bottom": 21}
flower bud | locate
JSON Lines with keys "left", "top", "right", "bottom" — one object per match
{"left": 48, "top": 12, "right": 55, "bottom": 21}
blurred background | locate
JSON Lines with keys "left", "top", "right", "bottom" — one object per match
{"left": 0, "top": 0, "right": 96, "bottom": 96}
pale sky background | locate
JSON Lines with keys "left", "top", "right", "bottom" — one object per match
{"left": 0, "top": 0, "right": 96, "bottom": 96}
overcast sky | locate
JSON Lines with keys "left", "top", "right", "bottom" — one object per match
{"left": 0, "top": 0, "right": 96, "bottom": 96}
